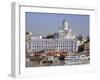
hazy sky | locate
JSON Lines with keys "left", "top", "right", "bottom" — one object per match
{"left": 26, "top": 12, "right": 89, "bottom": 36}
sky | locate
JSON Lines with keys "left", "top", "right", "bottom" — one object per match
{"left": 26, "top": 12, "right": 89, "bottom": 37}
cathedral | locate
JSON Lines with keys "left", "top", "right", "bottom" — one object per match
{"left": 57, "top": 20, "right": 76, "bottom": 39}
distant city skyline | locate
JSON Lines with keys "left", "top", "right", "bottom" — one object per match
{"left": 26, "top": 12, "right": 89, "bottom": 37}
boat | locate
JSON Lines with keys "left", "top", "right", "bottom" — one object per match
{"left": 79, "top": 55, "right": 88, "bottom": 60}
{"left": 64, "top": 55, "right": 79, "bottom": 60}
{"left": 39, "top": 56, "right": 54, "bottom": 64}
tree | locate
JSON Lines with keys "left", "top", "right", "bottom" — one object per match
{"left": 77, "top": 34, "right": 83, "bottom": 41}
{"left": 86, "top": 36, "right": 90, "bottom": 42}
{"left": 78, "top": 44, "right": 84, "bottom": 52}
{"left": 46, "top": 34, "right": 54, "bottom": 38}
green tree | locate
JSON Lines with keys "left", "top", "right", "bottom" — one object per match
{"left": 77, "top": 34, "right": 83, "bottom": 41}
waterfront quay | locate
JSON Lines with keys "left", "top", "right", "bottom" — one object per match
{"left": 26, "top": 51, "right": 90, "bottom": 67}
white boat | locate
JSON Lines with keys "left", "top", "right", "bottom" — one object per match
{"left": 65, "top": 55, "right": 79, "bottom": 60}
{"left": 79, "top": 55, "right": 88, "bottom": 60}
{"left": 47, "top": 56, "right": 54, "bottom": 61}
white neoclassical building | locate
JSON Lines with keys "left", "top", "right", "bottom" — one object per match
{"left": 26, "top": 20, "right": 78, "bottom": 53}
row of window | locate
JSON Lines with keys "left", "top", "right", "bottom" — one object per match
{"left": 31, "top": 40, "right": 76, "bottom": 43}
{"left": 32, "top": 42, "right": 76, "bottom": 45}
{"left": 32, "top": 45, "right": 76, "bottom": 48}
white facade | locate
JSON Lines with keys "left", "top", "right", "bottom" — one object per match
{"left": 26, "top": 38, "right": 78, "bottom": 53}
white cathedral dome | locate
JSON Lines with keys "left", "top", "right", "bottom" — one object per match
{"left": 63, "top": 20, "right": 69, "bottom": 31}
